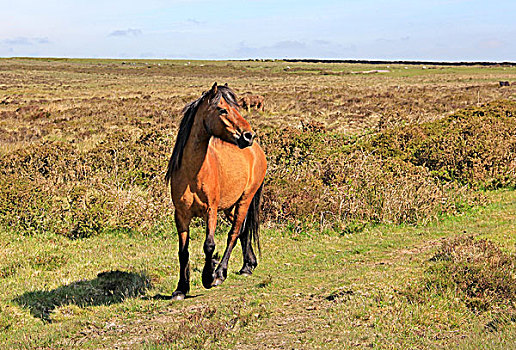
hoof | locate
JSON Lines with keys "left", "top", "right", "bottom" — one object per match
{"left": 212, "top": 278, "right": 224, "bottom": 287}
{"left": 238, "top": 267, "right": 254, "bottom": 276}
{"left": 171, "top": 291, "right": 186, "bottom": 301}
{"left": 202, "top": 257, "right": 220, "bottom": 289}
{"left": 202, "top": 268, "right": 215, "bottom": 289}
{"left": 202, "top": 278, "right": 213, "bottom": 289}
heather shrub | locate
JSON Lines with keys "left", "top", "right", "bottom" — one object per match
{"left": 367, "top": 100, "right": 516, "bottom": 188}
{"left": 0, "top": 129, "right": 174, "bottom": 237}
{"left": 260, "top": 116, "right": 485, "bottom": 229}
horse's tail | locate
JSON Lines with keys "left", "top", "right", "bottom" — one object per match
{"left": 164, "top": 156, "right": 173, "bottom": 186}
{"left": 242, "top": 181, "right": 263, "bottom": 256}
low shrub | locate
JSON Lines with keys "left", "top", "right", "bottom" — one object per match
{"left": 259, "top": 100, "right": 516, "bottom": 228}
{"left": 0, "top": 129, "right": 174, "bottom": 237}
{"left": 402, "top": 235, "right": 515, "bottom": 328}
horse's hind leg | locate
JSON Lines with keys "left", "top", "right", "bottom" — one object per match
{"left": 213, "top": 202, "right": 251, "bottom": 286}
{"left": 239, "top": 227, "right": 257, "bottom": 276}
{"left": 172, "top": 211, "right": 191, "bottom": 300}
{"left": 224, "top": 209, "right": 256, "bottom": 276}
{"left": 202, "top": 208, "right": 218, "bottom": 289}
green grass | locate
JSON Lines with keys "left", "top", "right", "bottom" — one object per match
{"left": 1, "top": 190, "right": 514, "bottom": 349}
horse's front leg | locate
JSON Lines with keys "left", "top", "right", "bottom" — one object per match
{"left": 202, "top": 208, "right": 218, "bottom": 289}
{"left": 212, "top": 203, "right": 250, "bottom": 286}
{"left": 172, "top": 211, "right": 191, "bottom": 300}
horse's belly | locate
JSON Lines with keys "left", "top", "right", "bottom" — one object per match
{"left": 217, "top": 167, "right": 248, "bottom": 209}
{"left": 217, "top": 187, "right": 244, "bottom": 210}
{"left": 210, "top": 142, "right": 251, "bottom": 210}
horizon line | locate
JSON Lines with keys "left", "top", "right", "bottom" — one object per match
{"left": 2, "top": 56, "right": 515, "bottom": 66}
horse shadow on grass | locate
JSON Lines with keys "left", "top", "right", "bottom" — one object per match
{"left": 13, "top": 270, "right": 152, "bottom": 322}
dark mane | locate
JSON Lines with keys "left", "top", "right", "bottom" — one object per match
{"left": 165, "top": 84, "right": 239, "bottom": 184}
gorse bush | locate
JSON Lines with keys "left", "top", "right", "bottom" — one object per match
{"left": 1, "top": 101, "right": 515, "bottom": 236}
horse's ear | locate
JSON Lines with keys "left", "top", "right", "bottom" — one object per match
{"left": 210, "top": 82, "right": 218, "bottom": 95}
{"left": 224, "top": 83, "right": 228, "bottom": 87}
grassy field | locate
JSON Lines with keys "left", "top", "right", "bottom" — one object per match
{"left": 1, "top": 58, "right": 515, "bottom": 349}
{"left": 1, "top": 191, "right": 515, "bottom": 349}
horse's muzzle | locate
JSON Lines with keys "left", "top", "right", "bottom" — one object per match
{"left": 237, "top": 131, "right": 255, "bottom": 149}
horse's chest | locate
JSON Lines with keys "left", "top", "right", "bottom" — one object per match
{"left": 172, "top": 179, "right": 213, "bottom": 216}
{"left": 170, "top": 148, "right": 249, "bottom": 214}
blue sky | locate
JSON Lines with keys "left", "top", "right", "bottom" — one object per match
{"left": 1, "top": 0, "right": 515, "bottom": 61}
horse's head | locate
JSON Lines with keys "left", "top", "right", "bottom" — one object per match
{"left": 203, "top": 83, "right": 255, "bottom": 149}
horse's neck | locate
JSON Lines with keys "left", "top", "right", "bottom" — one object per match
{"left": 181, "top": 118, "right": 211, "bottom": 172}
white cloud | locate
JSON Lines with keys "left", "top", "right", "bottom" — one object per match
{"left": 1, "top": 37, "right": 50, "bottom": 46}
{"left": 108, "top": 29, "right": 143, "bottom": 37}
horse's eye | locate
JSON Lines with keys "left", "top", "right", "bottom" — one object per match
{"left": 217, "top": 107, "right": 228, "bottom": 115}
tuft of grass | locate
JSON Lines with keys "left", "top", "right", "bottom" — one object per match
{"left": 256, "top": 274, "right": 273, "bottom": 288}
{"left": 429, "top": 236, "right": 516, "bottom": 311}
{"left": 403, "top": 235, "right": 516, "bottom": 331}
{"left": 149, "top": 299, "right": 268, "bottom": 349}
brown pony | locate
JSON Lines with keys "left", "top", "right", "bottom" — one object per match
{"left": 165, "top": 83, "right": 267, "bottom": 300}
{"left": 239, "top": 94, "right": 265, "bottom": 112}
